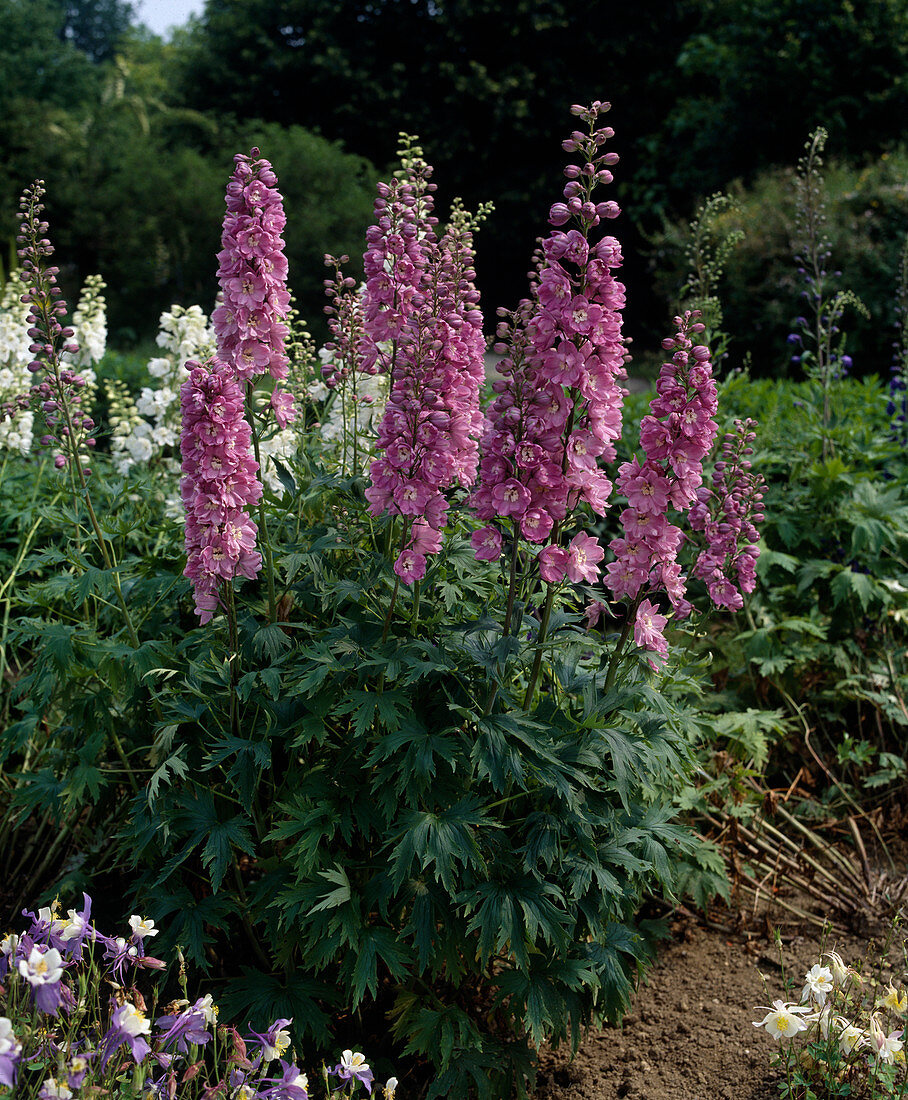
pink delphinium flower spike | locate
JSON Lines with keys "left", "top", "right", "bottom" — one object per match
{"left": 180, "top": 357, "right": 263, "bottom": 622}
{"left": 471, "top": 102, "right": 627, "bottom": 585}
{"left": 364, "top": 159, "right": 485, "bottom": 581}
{"left": 213, "top": 149, "right": 292, "bottom": 409}
{"left": 604, "top": 311, "right": 720, "bottom": 651}
{"left": 688, "top": 417, "right": 765, "bottom": 609}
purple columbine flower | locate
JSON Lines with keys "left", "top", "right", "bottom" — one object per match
{"left": 259, "top": 1059, "right": 310, "bottom": 1099}
{"left": 247, "top": 1018, "right": 293, "bottom": 1064}
{"left": 0, "top": 1018, "right": 22, "bottom": 1088}
{"left": 155, "top": 997, "right": 213, "bottom": 1053}
{"left": 99, "top": 1002, "right": 152, "bottom": 1068}
{"left": 18, "top": 945, "right": 66, "bottom": 1015}
{"left": 332, "top": 1050, "right": 374, "bottom": 1094}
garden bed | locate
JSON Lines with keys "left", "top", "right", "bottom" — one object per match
{"left": 535, "top": 916, "right": 882, "bottom": 1100}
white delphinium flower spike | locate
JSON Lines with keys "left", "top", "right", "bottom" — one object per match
{"left": 753, "top": 999, "right": 812, "bottom": 1040}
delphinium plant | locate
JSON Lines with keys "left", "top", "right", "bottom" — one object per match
{"left": 753, "top": 928, "right": 908, "bottom": 1099}
{"left": 0, "top": 896, "right": 397, "bottom": 1100}
{"left": 678, "top": 191, "right": 744, "bottom": 367}
{"left": 789, "top": 127, "right": 867, "bottom": 455}
{"left": 887, "top": 234, "right": 908, "bottom": 445}
{"left": 4, "top": 105, "right": 762, "bottom": 1099}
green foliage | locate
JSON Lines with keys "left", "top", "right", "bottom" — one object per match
{"left": 696, "top": 371, "right": 908, "bottom": 808}
{"left": 0, "top": 424, "right": 729, "bottom": 1095}
{"left": 652, "top": 146, "right": 908, "bottom": 377}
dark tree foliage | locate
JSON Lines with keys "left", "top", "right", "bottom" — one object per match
{"left": 0, "top": 0, "right": 101, "bottom": 106}
{"left": 51, "top": 0, "right": 137, "bottom": 62}
{"left": 657, "top": 0, "right": 908, "bottom": 202}
{"left": 178, "top": 0, "right": 908, "bottom": 351}
{"left": 177, "top": 0, "right": 692, "bottom": 321}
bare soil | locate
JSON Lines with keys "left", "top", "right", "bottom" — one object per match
{"left": 533, "top": 915, "right": 885, "bottom": 1100}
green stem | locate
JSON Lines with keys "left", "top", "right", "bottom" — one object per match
{"left": 247, "top": 382, "right": 277, "bottom": 622}
{"left": 603, "top": 594, "right": 643, "bottom": 694}
{"left": 225, "top": 582, "right": 240, "bottom": 738}
{"left": 523, "top": 585, "right": 555, "bottom": 710}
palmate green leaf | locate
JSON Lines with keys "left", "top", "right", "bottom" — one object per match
{"left": 147, "top": 748, "right": 189, "bottom": 805}
{"left": 462, "top": 877, "right": 568, "bottom": 971}
{"left": 367, "top": 716, "right": 459, "bottom": 791}
{"left": 347, "top": 925, "right": 412, "bottom": 1005}
{"left": 150, "top": 887, "right": 235, "bottom": 971}
{"left": 201, "top": 816, "right": 257, "bottom": 892}
{"left": 218, "top": 967, "right": 335, "bottom": 1045}
{"left": 831, "top": 567, "right": 883, "bottom": 612}
{"left": 390, "top": 797, "right": 492, "bottom": 892}
{"left": 309, "top": 863, "right": 351, "bottom": 914}
{"left": 252, "top": 622, "right": 292, "bottom": 659}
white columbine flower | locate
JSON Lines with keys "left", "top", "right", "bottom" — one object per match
{"left": 870, "top": 1012, "right": 904, "bottom": 1063}
{"left": 19, "top": 946, "right": 64, "bottom": 987}
{"left": 128, "top": 915, "right": 159, "bottom": 939}
{"left": 41, "top": 1076, "right": 73, "bottom": 1100}
{"left": 801, "top": 964, "right": 834, "bottom": 1007}
{"left": 0, "top": 1017, "right": 21, "bottom": 1056}
{"left": 196, "top": 994, "right": 219, "bottom": 1024}
{"left": 59, "top": 910, "right": 87, "bottom": 942}
{"left": 383, "top": 1076, "right": 399, "bottom": 1100}
{"left": 838, "top": 1021, "right": 867, "bottom": 1054}
{"left": 263, "top": 1027, "right": 291, "bottom": 1062}
{"left": 115, "top": 1002, "right": 151, "bottom": 1038}
{"left": 823, "top": 950, "right": 850, "bottom": 986}
{"left": 289, "top": 1072, "right": 308, "bottom": 1090}
{"left": 1, "top": 934, "right": 18, "bottom": 960}
{"left": 753, "top": 999, "right": 812, "bottom": 1040}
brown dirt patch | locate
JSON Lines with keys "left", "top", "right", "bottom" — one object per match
{"left": 533, "top": 916, "right": 889, "bottom": 1100}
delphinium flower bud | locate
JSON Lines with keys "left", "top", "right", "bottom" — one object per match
{"left": 688, "top": 417, "right": 765, "bottom": 610}
{"left": 212, "top": 148, "right": 294, "bottom": 417}
{"left": 364, "top": 156, "right": 485, "bottom": 582}
{"left": 472, "top": 101, "right": 627, "bottom": 584}
{"left": 180, "top": 357, "right": 263, "bottom": 622}
{"left": 15, "top": 182, "right": 94, "bottom": 473}
{"left": 604, "top": 311, "right": 719, "bottom": 655}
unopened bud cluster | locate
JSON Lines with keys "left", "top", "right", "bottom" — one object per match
{"left": 16, "top": 182, "right": 94, "bottom": 473}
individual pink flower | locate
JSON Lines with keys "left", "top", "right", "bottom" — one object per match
{"left": 538, "top": 545, "right": 569, "bottom": 584}
{"left": 565, "top": 532, "right": 605, "bottom": 583}
{"left": 634, "top": 599, "right": 668, "bottom": 658}
{"left": 471, "top": 526, "right": 503, "bottom": 562}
